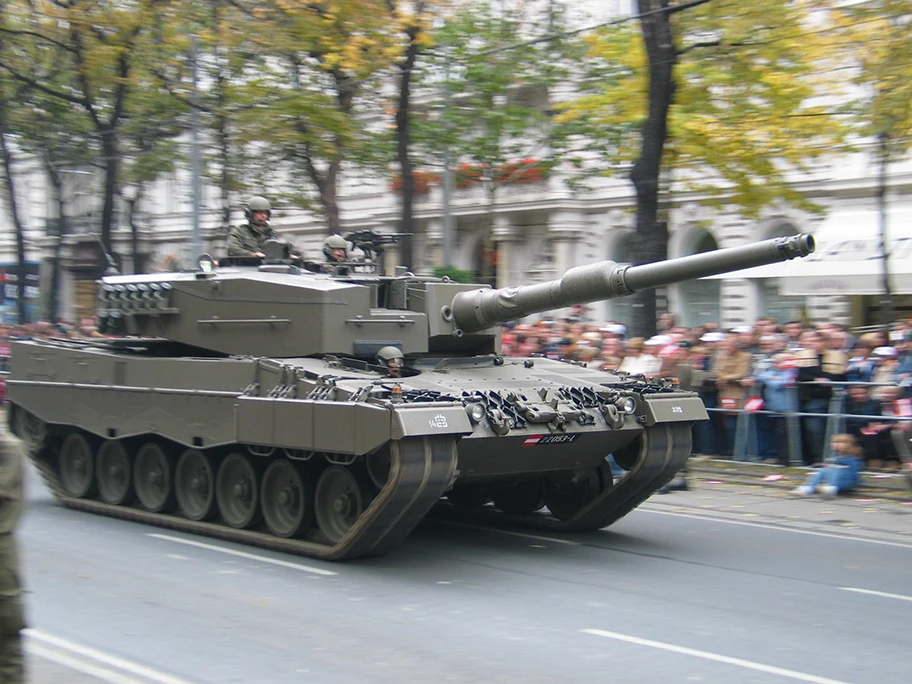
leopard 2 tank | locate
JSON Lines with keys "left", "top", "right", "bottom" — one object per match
{"left": 7, "top": 233, "right": 814, "bottom": 560}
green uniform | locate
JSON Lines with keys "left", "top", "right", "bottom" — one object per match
{"left": 226, "top": 222, "right": 278, "bottom": 257}
{"left": 0, "top": 427, "right": 25, "bottom": 683}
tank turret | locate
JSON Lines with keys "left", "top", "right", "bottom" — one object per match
{"left": 448, "top": 234, "right": 814, "bottom": 334}
{"left": 7, "top": 231, "right": 817, "bottom": 562}
{"left": 90, "top": 234, "right": 814, "bottom": 359}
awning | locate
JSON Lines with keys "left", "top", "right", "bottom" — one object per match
{"left": 779, "top": 236, "right": 912, "bottom": 295}
{"left": 701, "top": 206, "right": 912, "bottom": 295}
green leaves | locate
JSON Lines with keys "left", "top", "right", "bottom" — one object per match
{"left": 558, "top": 0, "right": 857, "bottom": 218}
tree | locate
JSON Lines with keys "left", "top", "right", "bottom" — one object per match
{"left": 0, "top": 79, "right": 28, "bottom": 323}
{"left": 0, "top": 0, "right": 164, "bottom": 269}
{"left": 834, "top": 0, "right": 912, "bottom": 324}
{"left": 223, "top": 0, "right": 402, "bottom": 234}
{"left": 386, "top": 0, "right": 440, "bottom": 268}
{"left": 411, "top": 0, "right": 580, "bottom": 281}
{"left": 557, "top": 0, "right": 851, "bottom": 336}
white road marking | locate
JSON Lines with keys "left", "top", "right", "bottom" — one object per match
{"left": 582, "top": 628, "right": 851, "bottom": 684}
{"left": 639, "top": 507, "right": 912, "bottom": 549}
{"left": 147, "top": 533, "right": 337, "bottom": 576}
{"left": 840, "top": 587, "right": 912, "bottom": 603}
{"left": 24, "top": 629, "right": 195, "bottom": 684}
{"left": 432, "top": 519, "right": 579, "bottom": 545}
{"left": 26, "top": 642, "right": 147, "bottom": 684}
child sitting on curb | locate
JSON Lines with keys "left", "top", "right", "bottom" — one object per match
{"left": 792, "top": 433, "right": 865, "bottom": 498}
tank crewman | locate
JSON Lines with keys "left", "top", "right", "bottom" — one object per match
{"left": 0, "top": 425, "right": 25, "bottom": 683}
{"left": 227, "top": 196, "right": 299, "bottom": 259}
{"left": 322, "top": 234, "right": 349, "bottom": 263}
{"left": 376, "top": 346, "right": 404, "bottom": 378}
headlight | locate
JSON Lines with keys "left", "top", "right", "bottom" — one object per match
{"left": 467, "top": 403, "right": 486, "bottom": 424}
{"left": 617, "top": 396, "right": 637, "bottom": 414}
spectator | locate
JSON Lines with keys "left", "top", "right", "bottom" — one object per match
{"left": 846, "top": 339, "right": 877, "bottom": 384}
{"left": 795, "top": 331, "right": 848, "bottom": 465}
{"left": 600, "top": 338, "right": 625, "bottom": 371}
{"left": 618, "top": 338, "right": 661, "bottom": 376}
{"left": 783, "top": 321, "right": 805, "bottom": 351}
{"left": 876, "top": 384, "right": 908, "bottom": 472}
{"left": 712, "top": 333, "right": 753, "bottom": 456}
{"left": 844, "top": 384, "right": 890, "bottom": 470}
{"left": 756, "top": 353, "right": 799, "bottom": 465}
{"left": 870, "top": 347, "right": 901, "bottom": 400}
{"left": 791, "top": 433, "right": 865, "bottom": 498}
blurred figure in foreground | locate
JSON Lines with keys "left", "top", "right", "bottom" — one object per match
{"left": 0, "top": 425, "right": 25, "bottom": 682}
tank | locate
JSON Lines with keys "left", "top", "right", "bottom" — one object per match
{"left": 7, "top": 232, "right": 814, "bottom": 560}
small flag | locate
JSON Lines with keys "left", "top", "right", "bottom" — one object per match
{"left": 523, "top": 435, "right": 543, "bottom": 447}
{"left": 744, "top": 396, "right": 765, "bottom": 413}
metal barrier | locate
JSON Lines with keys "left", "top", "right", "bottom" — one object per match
{"left": 702, "top": 381, "right": 911, "bottom": 466}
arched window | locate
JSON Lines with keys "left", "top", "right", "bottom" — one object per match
{"left": 759, "top": 221, "right": 805, "bottom": 323}
{"left": 677, "top": 230, "right": 721, "bottom": 327}
{"left": 604, "top": 231, "right": 634, "bottom": 325}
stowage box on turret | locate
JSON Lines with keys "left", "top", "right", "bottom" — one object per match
{"left": 7, "top": 233, "right": 814, "bottom": 560}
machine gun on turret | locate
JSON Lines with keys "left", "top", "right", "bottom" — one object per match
{"left": 343, "top": 230, "right": 411, "bottom": 263}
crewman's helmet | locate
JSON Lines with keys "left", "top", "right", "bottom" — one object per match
{"left": 244, "top": 196, "right": 272, "bottom": 221}
{"left": 322, "top": 234, "right": 348, "bottom": 261}
{"left": 376, "top": 345, "right": 404, "bottom": 366}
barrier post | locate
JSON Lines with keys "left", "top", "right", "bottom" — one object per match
{"left": 786, "top": 384, "right": 803, "bottom": 466}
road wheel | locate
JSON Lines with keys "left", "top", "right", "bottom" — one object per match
{"left": 175, "top": 449, "right": 217, "bottom": 521}
{"left": 59, "top": 433, "right": 95, "bottom": 498}
{"left": 314, "top": 466, "right": 368, "bottom": 544}
{"left": 542, "top": 468, "right": 601, "bottom": 521}
{"left": 133, "top": 442, "right": 176, "bottom": 513}
{"left": 96, "top": 440, "right": 132, "bottom": 505}
{"left": 10, "top": 405, "right": 49, "bottom": 454}
{"left": 261, "top": 459, "right": 314, "bottom": 538}
{"left": 216, "top": 452, "right": 261, "bottom": 529}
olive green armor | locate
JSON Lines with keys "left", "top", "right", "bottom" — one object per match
{"left": 0, "top": 427, "right": 24, "bottom": 684}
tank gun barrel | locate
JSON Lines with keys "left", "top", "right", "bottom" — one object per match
{"left": 450, "top": 233, "right": 814, "bottom": 333}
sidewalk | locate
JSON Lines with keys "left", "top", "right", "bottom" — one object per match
{"left": 685, "top": 457, "right": 912, "bottom": 502}
{"left": 653, "top": 462, "right": 912, "bottom": 542}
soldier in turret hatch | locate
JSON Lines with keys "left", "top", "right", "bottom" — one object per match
{"left": 227, "top": 196, "right": 299, "bottom": 259}
{"left": 376, "top": 346, "right": 404, "bottom": 378}
{"left": 322, "top": 234, "right": 349, "bottom": 263}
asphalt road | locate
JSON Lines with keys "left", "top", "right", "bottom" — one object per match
{"left": 19, "top": 465, "right": 912, "bottom": 684}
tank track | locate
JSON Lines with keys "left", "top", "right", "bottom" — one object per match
{"left": 432, "top": 423, "right": 692, "bottom": 533}
{"left": 18, "top": 409, "right": 457, "bottom": 561}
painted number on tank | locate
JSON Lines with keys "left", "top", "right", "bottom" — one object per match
{"left": 429, "top": 414, "right": 449, "bottom": 428}
{"left": 522, "top": 434, "right": 580, "bottom": 446}
{"left": 671, "top": 406, "right": 683, "bottom": 413}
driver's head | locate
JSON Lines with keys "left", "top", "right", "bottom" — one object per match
{"left": 376, "top": 346, "right": 404, "bottom": 378}
{"left": 322, "top": 234, "right": 348, "bottom": 262}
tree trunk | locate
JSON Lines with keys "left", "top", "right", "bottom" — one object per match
{"left": 320, "top": 160, "right": 342, "bottom": 235}
{"left": 126, "top": 194, "right": 145, "bottom": 274}
{"left": 217, "top": 112, "right": 232, "bottom": 234}
{"left": 876, "top": 132, "right": 892, "bottom": 327}
{"left": 45, "top": 162, "right": 69, "bottom": 325}
{"left": 100, "top": 130, "right": 120, "bottom": 268}
{"left": 629, "top": 0, "right": 677, "bottom": 339}
{"left": 394, "top": 28, "right": 421, "bottom": 269}
{"left": 0, "top": 106, "right": 28, "bottom": 323}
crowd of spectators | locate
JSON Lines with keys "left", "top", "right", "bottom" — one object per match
{"left": 502, "top": 314, "right": 912, "bottom": 478}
